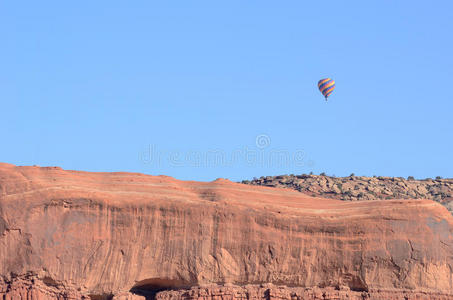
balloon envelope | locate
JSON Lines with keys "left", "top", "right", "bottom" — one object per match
{"left": 318, "top": 78, "right": 335, "bottom": 100}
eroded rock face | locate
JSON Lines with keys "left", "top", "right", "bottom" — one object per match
{"left": 155, "top": 283, "right": 453, "bottom": 300}
{"left": 0, "top": 274, "right": 90, "bottom": 300}
{"left": 1, "top": 163, "right": 453, "bottom": 299}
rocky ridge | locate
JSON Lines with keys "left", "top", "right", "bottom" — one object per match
{"left": 242, "top": 175, "right": 453, "bottom": 211}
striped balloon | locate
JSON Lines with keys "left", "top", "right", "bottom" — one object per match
{"left": 318, "top": 78, "right": 335, "bottom": 100}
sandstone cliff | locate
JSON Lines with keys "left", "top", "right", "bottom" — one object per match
{"left": 1, "top": 163, "right": 453, "bottom": 299}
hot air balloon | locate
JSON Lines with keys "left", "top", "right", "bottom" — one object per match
{"left": 318, "top": 78, "right": 335, "bottom": 101}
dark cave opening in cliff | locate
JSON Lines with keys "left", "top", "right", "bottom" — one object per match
{"left": 88, "top": 293, "right": 114, "bottom": 300}
{"left": 130, "top": 278, "right": 191, "bottom": 300}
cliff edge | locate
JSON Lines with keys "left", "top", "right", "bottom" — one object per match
{"left": 1, "top": 163, "right": 453, "bottom": 299}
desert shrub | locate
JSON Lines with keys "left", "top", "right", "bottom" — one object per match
{"left": 407, "top": 176, "right": 415, "bottom": 180}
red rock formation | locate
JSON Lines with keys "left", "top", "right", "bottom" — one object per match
{"left": 155, "top": 283, "right": 453, "bottom": 300}
{"left": 0, "top": 274, "right": 90, "bottom": 300}
{"left": 1, "top": 163, "right": 453, "bottom": 299}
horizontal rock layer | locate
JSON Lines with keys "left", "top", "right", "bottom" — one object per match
{"left": 155, "top": 283, "right": 453, "bottom": 300}
{"left": 1, "top": 163, "right": 453, "bottom": 299}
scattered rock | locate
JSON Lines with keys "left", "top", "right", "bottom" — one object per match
{"left": 243, "top": 174, "right": 453, "bottom": 212}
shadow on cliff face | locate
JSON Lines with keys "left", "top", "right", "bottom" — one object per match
{"left": 336, "top": 273, "right": 369, "bottom": 293}
{"left": 130, "top": 278, "right": 191, "bottom": 300}
{"left": 89, "top": 294, "right": 114, "bottom": 300}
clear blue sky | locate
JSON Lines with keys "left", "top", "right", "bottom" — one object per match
{"left": 1, "top": 1, "right": 452, "bottom": 181}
